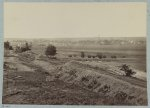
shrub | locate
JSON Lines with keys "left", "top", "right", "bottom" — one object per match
{"left": 98, "top": 84, "right": 110, "bottom": 94}
{"left": 15, "top": 42, "right": 31, "bottom": 53}
{"left": 121, "top": 64, "right": 136, "bottom": 77}
{"left": 81, "top": 52, "right": 85, "bottom": 58}
{"left": 21, "top": 47, "right": 30, "bottom": 52}
{"left": 9, "top": 46, "right": 13, "bottom": 50}
{"left": 15, "top": 46, "right": 21, "bottom": 53}
{"left": 92, "top": 79, "right": 97, "bottom": 85}
{"left": 25, "top": 42, "right": 31, "bottom": 50}
{"left": 81, "top": 76, "right": 89, "bottom": 82}
{"left": 92, "top": 56, "right": 96, "bottom": 58}
{"left": 45, "top": 44, "right": 57, "bottom": 57}
{"left": 88, "top": 84, "right": 93, "bottom": 89}
{"left": 102, "top": 55, "right": 107, "bottom": 58}
{"left": 122, "top": 56, "right": 126, "bottom": 58}
{"left": 97, "top": 53, "right": 103, "bottom": 59}
{"left": 87, "top": 55, "right": 92, "bottom": 58}
{"left": 68, "top": 55, "right": 72, "bottom": 57}
{"left": 111, "top": 55, "right": 117, "bottom": 58}
{"left": 73, "top": 54, "right": 77, "bottom": 57}
{"left": 114, "top": 91, "right": 127, "bottom": 102}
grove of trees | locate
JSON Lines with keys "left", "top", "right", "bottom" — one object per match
{"left": 15, "top": 42, "right": 32, "bottom": 53}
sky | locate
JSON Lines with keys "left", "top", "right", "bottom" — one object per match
{"left": 4, "top": 2, "right": 146, "bottom": 38}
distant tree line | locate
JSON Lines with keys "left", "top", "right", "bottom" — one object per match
{"left": 4, "top": 41, "right": 32, "bottom": 53}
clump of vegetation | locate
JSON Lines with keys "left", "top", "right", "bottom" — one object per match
{"left": 67, "top": 69, "right": 77, "bottom": 76}
{"left": 81, "top": 76, "right": 89, "bottom": 82}
{"left": 121, "top": 64, "right": 136, "bottom": 77}
{"left": 15, "top": 42, "right": 32, "bottom": 53}
{"left": 87, "top": 84, "right": 93, "bottom": 89}
{"left": 21, "top": 42, "right": 31, "bottom": 52}
{"left": 111, "top": 55, "right": 117, "bottom": 59}
{"left": 122, "top": 56, "right": 126, "bottom": 58}
{"left": 102, "top": 55, "right": 107, "bottom": 58}
{"left": 45, "top": 44, "right": 57, "bottom": 58}
{"left": 92, "top": 56, "right": 96, "bottom": 59}
{"left": 98, "top": 84, "right": 110, "bottom": 94}
{"left": 97, "top": 53, "right": 107, "bottom": 59}
{"left": 97, "top": 53, "right": 103, "bottom": 59}
{"left": 4, "top": 41, "right": 13, "bottom": 50}
{"left": 73, "top": 54, "right": 77, "bottom": 57}
{"left": 87, "top": 55, "right": 92, "bottom": 58}
{"left": 114, "top": 91, "right": 128, "bottom": 103}
{"left": 68, "top": 55, "right": 72, "bottom": 57}
{"left": 81, "top": 52, "right": 85, "bottom": 58}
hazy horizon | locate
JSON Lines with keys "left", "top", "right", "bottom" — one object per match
{"left": 4, "top": 36, "right": 146, "bottom": 39}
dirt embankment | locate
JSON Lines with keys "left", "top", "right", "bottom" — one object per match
{"left": 50, "top": 60, "right": 147, "bottom": 105}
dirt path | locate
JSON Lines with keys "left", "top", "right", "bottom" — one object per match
{"left": 5, "top": 56, "right": 34, "bottom": 72}
{"left": 33, "top": 59, "right": 56, "bottom": 73}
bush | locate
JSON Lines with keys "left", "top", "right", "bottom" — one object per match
{"left": 73, "top": 54, "right": 77, "bottom": 57}
{"left": 81, "top": 76, "right": 89, "bottom": 82}
{"left": 111, "top": 55, "right": 117, "bottom": 58}
{"left": 87, "top": 55, "right": 92, "bottom": 58}
{"left": 21, "top": 46, "right": 31, "bottom": 52}
{"left": 98, "top": 84, "right": 110, "bottom": 94}
{"left": 92, "top": 56, "right": 96, "bottom": 58}
{"left": 45, "top": 44, "right": 57, "bottom": 57}
{"left": 9, "top": 46, "right": 13, "bottom": 50}
{"left": 15, "top": 46, "right": 21, "bottom": 53}
{"left": 25, "top": 42, "right": 31, "bottom": 50}
{"left": 68, "top": 55, "right": 72, "bottom": 57}
{"left": 97, "top": 53, "right": 103, "bottom": 59}
{"left": 121, "top": 64, "right": 136, "bottom": 77}
{"left": 15, "top": 42, "right": 31, "bottom": 53}
{"left": 102, "top": 55, "right": 107, "bottom": 58}
{"left": 122, "top": 56, "right": 126, "bottom": 58}
{"left": 114, "top": 91, "right": 127, "bottom": 102}
{"left": 81, "top": 52, "right": 85, "bottom": 58}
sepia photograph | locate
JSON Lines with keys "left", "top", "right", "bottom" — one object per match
{"left": 2, "top": 2, "right": 147, "bottom": 105}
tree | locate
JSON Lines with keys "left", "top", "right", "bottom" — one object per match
{"left": 4, "top": 41, "right": 10, "bottom": 50}
{"left": 4, "top": 41, "right": 13, "bottom": 50}
{"left": 121, "top": 64, "right": 136, "bottom": 77}
{"left": 15, "top": 46, "right": 21, "bottom": 53}
{"left": 81, "top": 52, "right": 85, "bottom": 58}
{"left": 25, "top": 42, "right": 29, "bottom": 50}
{"left": 45, "top": 44, "right": 57, "bottom": 57}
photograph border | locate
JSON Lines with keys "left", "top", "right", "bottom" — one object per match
{"left": 0, "top": 0, "right": 149, "bottom": 108}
